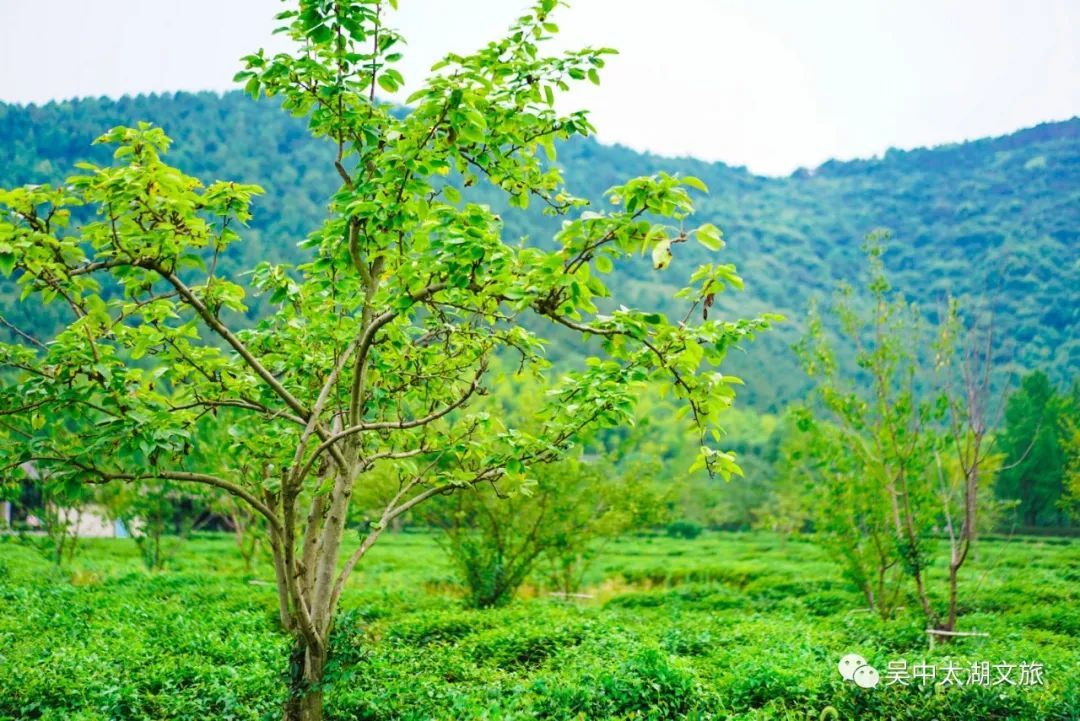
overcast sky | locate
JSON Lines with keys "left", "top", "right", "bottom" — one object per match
{"left": 2, "top": 0, "right": 1078, "bottom": 175}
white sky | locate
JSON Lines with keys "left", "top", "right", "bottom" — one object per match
{"left": 1, "top": 0, "right": 1078, "bottom": 176}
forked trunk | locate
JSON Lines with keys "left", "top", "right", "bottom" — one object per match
{"left": 284, "top": 638, "right": 326, "bottom": 721}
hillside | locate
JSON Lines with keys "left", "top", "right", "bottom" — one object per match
{"left": 1, "top": 91, "right": 1076, "bottom": 408}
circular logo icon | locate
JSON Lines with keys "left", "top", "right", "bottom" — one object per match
{"left": 853, "top": 663, "right": 881, "bottom": 689}
{"left": 838, "top": 653, "right": 867, "bottom": 681}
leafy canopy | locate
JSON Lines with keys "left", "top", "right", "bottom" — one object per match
{"left": 0, "top": 1, "right": 775, "bottom": 504}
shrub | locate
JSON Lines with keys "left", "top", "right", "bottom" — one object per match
{"left": 469, "top": 622, "right": 586, "bottom": 669}
{"left": 428, "top": 455, "right": 667, "bottom": 607}
{"left": 666, "top": 520, "right": 705, "bottom": 540}
{"left": 533, "top": 648, "right": 700, "bottom": 720}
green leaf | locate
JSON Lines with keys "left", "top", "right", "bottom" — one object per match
{"left": 594, "top": 254, "right": 614, "bottom": 274}
{"left": 309, "top": 24, "right": 332, "bottom": 44}
{"left": 696, "top": 223, "right": 724, "bottom": 251}
{"left": 682, "top": 176, "right": 708, "bottom": 193}
{"left": 377, "top": 74, "right": 399, "bottom": 94}
{"left": 651, "top": 238, "right": 672, "bottom": 270}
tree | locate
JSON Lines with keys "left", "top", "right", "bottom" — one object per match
{"left": 217, "top": 492, "right": 270, "bottom": 573}
{"left": 931, "top": 299, "right": 1010, "bottom": 632}
{"left": 996, "top": 371, "right": 1068, "bottom": 527}
{"left": 792, "top": 235, "right": 1008, "bottom": 632}
{"left": 1062, "top": 381, "right": 1080, "bottom": 518}
{"left": 422, "top": 371, "right": 668, "bottom": 607}
{"left": 429, "top": 455, "right": 664, "bottom": 607}
{"left": 752, "top": 412, "right": 814, "bottom": 537}
{"left": 99, "top": 480, "right": 201, "bottom": 571}
{"left": 0, "top": 2, "right": 773, "bottom": 719}
{"left": 9, "top": 463, "right": 92, "bottom": 566}
{"left": 793, "top": 236, "right": 939, "bottom": 620}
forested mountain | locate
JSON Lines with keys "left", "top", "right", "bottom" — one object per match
{"left": 1, "top": 91, "right": 1076, "bottom": 409}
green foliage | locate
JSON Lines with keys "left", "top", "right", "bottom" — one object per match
{"left": 0, "top": 3, "right": 773, "bottom": 717}
{"left": 1, "top": 97, "right": 1077, "bottom": 410}
{"left": 665, "top": 519, "right": 705, "bottom": 540}
{"left": 98, "top": 482, "right": 202, "bottom": 571}
{"left": 428, "top": 456, "right": 664, "bottom": 607}
{"left": 0, "top": 0, "right": 767, "bottom": 506}
{"left": 1063, "top": 388, "right": 1080, "bottom": 518}
{"left": 215, "top": 494, "right": 269, "bottom": 573}
{"left": 1, "top": 532, "right": 1077, "bottom": 720}
{"left": 789, "top": 236, "right": 1019, "bottom": 632}
{"left": 790, "top": 235, "right": 942, "bottom": 618}
{"left": 997, "top": 372, "right": 1071, "bottom": 527}
{"left": 10, "top": 476, "right": 92, "bottom": 566}
{"left": 423, "top": 375, "right": 670, "bottom": 606}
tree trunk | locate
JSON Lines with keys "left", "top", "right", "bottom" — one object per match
{"left": 284, "top": 638, "right": 326, "bottom": 721}
{"left": 942, "top": 563, "right": 960, "bottom": 633}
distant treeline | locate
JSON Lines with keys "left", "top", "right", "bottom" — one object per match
{"left": 1, "top": 93, "right": 1077, "bottom": 411}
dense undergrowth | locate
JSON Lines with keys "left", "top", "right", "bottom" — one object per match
{"left": 0, "top": 532, "right": 1076, "bottom": 720}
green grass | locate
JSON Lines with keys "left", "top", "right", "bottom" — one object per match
{"left": 0, "top": 531, "right": 1077, "bottom": 720}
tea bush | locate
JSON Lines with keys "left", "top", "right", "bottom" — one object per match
{"left": 0, "top": 532, "right": 1076, "bottom": 720}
